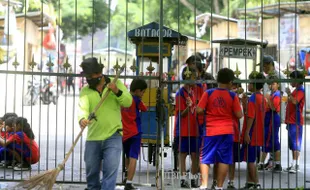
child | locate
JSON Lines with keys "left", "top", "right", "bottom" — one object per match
{"left": 121, "top": 78, "right": 148, "bottom": 190}
{"left": 174, "top": 56, "right": 205, "bottom": 173}
{"left": 174, "top": 66, "right": 199, "bottom": 188}
{"left": 0, "top": 113, "right": 18, "bottom": 137}
{"left": 240, "top": 71, "right": 266, "bottom": 189}
{"left": 258, "top": 75, "right": 282, "bottom": 172}
{"left": 284, "top": 71, "right": 305, "bottom": 173}
{"left": 0, "top": 117, "right": 16, "bottom": 167}
{"left": 197, "top": 68, "right": 243, "bottom": 190}
{"left": 210, "top": 79, "right": 243, "bottom": 189}
{"left": 0, "top": 117, "right": 40, "bottom": 170}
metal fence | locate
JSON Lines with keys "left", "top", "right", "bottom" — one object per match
{"left": 0, "top": 0, "right": 309, "bottom": 189}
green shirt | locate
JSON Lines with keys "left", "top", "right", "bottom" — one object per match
{"left": 78, "top": 78, "right": 132, "bottom": 141}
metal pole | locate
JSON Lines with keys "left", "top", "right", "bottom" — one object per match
{"left": 158, "top": 0, "right": 165, "bottom": 189}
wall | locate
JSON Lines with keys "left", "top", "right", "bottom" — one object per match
{"left": 0, "top": 17, "right": 41, "bottom": 70}
{"left": 261, "top": 15, "right": 310, "bottom": 68}
{"left": 211, "top": 21, "right": 238, "bottom": 39}
{"left": 187, "top": 39, "right": 210, "bottom": 56}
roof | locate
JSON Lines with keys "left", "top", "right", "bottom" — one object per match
{"left": 186, "top": 36, "right": 210, "bottom": 43}
{"left": 0, "top": 11, "right": 53, "bottom": 27}
{"left": 196, "top": 12, "right": 238, "bottom": 25}
{"left": 212, "top": 37, "right": 268, "bottom": 48}
{"left": 237, "top": 2, "right": 310, "bottom": 18}
{"left": 127, "top": 22, "right": 188, "bottom": 46}
{"left": 83, "top": 47, "right": 133, "bottom": 56}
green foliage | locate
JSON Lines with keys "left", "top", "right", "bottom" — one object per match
{"left": 110, "top": 0, "right": 211, "bottom": 50}
{"left": 48, "top": 0, "right": 111, "bottom": 40}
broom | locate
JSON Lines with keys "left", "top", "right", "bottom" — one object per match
{"left": 16, "top": 65, "right": 125, "bottom": 190}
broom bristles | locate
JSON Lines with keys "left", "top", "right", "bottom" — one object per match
{"left": 16, "top": 168, "right": 61, "bottom": 190}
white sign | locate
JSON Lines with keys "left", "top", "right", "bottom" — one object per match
{"left": 238, "top": 20, "right": 259, "bottom": 39}
{"left": 134, "top": 28, "right": 172, "bottom": 38}
{"left": 220, "top": 45, "right": 257, "bottom": 59}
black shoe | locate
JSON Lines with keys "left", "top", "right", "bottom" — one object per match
{"left": 272, "top": 164, "right": 282, "bottom": 172}
{"left": 191, "top": 179, "right": 199, "bottom": 188}
{"left": 257, "top": 164, "right": 264, "bottom": 171}
{"left": 0, "top": 160, "right": 12, "bottom": 168}
{"left": 181, "top": 179, "right": 190, "bottom": 188}
{"left": 255, "top": 184, "right": 262, "bottom": 189}
{"left": 241, "top": 182, "right": 255, "bottom": 189}
{"left": 125, "top": 183, "right": 138, "bottom": 190}
{"left": 227, "top": 181, "right": 236, "bottom": 189}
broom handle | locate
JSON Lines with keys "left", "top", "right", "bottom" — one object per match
{"left": 58, "top": 67, "right": 123, "bottom": 169}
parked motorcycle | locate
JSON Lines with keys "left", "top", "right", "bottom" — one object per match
{"left": 40, "top": 78, "right": 58, "bottom": 105}
{"left": 23, "top": 77, "right": 40, "bottom": 106}
{"left": 24, "top": 77, "right": 58, "bottom": 106}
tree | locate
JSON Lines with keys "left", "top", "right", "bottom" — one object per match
{"left": 111, "top": 0, "right": 212, "bottom": 42}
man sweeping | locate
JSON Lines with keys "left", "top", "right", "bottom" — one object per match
{"left": 78, "top": 58, "right": 132, "bottom": 190}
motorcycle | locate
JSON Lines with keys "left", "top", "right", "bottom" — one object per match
{"left": 23, "top": 77, "right": 40, "bottom": 106}
{"left": 40, "top": 78, "right": 58, "bottom": 105}
{"left": 24, "top": 77, "right": 58, "bottom": 106}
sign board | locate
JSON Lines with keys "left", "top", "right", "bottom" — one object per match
{"left": 219, "top": 45, "right": 257, "bottom": 59}
{"left": 128, "top": 22, "right": 188, "bottom": 46}
{"left": 138, "top": 42, "right": 171, "bottom": 57}
{"left": 238, "top": 20, "right": 259, "bottom": 39}
{"left": 134, "top": 28, "right": 173, "bottom": 38}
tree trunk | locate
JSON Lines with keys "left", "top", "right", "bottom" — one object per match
{"left": 214, "top": 0, "right": 220, "bottom": 14}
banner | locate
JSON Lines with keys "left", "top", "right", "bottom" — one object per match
{"left": 238, "top": 20, "right": 259, "bottom": 39}
{"left": 279, "top": 14, "right": 299, "bottom": 50}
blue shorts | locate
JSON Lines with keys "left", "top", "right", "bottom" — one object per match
{"left": 179, "top": 137, "right": 200, "bottom": 154}
{"left": 240, "top": 144, "right": 260, "bottom": 163}
{"left": 288, "top": 124, "right": 303, "bottom": 151}
{"left": 200, "top": 135, "right": 233, "bottom": 165}
{"left": 232, "top": 142, "right": 241, "bottom": 163}
{"left": 263, "top": 114, "right": 281, "bottom": 153}
{"left": 123, "top": 135, "right": 141, "bottom": 159}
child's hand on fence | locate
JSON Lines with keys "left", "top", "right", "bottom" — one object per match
{"left": 237, "top": 87, "right": 244, "bottom": 94}
{"left": 285, "top": 87, "right": 291, "bottom": 95}
{"left": 186, "top": 97, "right": 192, "bottom": 107}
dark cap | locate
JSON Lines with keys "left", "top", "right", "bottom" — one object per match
{"left": 185, "top": 55, "right": 202, "bottom": 65}
{"left": 256, "top": 55, "right": 274, "bottom": 66}
{"left": 80, "top": 58, "right": 104, "bottom": 76}
{"left": 194, "top": 52, "right": 206, "bottom": 60}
